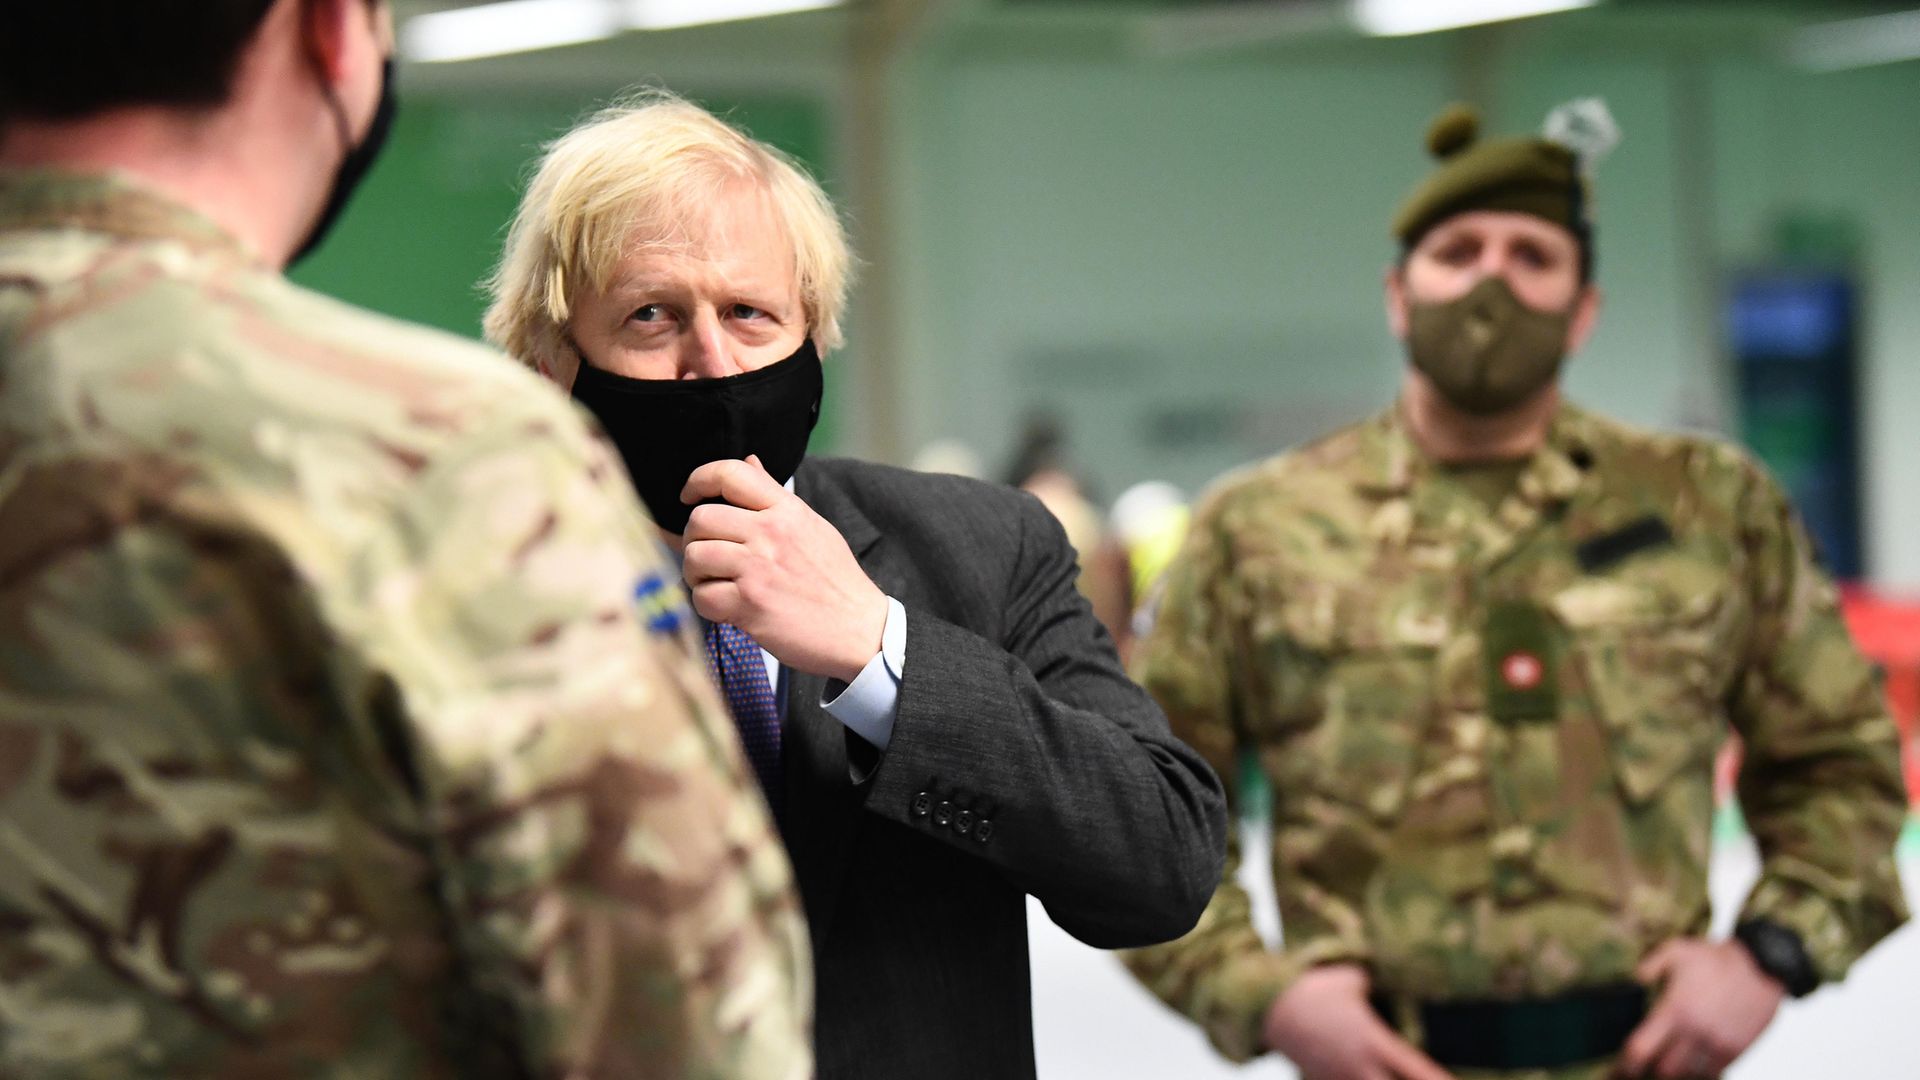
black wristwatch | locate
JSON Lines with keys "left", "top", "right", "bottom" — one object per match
{"left": 1733, "top": 919, "right": 1819, "bottom": 998}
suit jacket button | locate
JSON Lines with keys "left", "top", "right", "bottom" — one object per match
{"left": 955, "top": 809, "right": 974, "bottom": 836}
{"left": 933, "top": 800, "right": 954, "bottom": 827}
{"left": 911, "top": 792, "right": 931, "bottom": 818}
{"left": 974, "top": 818, "right": 993, "bottom": 843}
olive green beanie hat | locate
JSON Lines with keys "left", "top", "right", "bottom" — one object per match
{"left": 1392, "top": 101, "right": 1617, "bottom": 268}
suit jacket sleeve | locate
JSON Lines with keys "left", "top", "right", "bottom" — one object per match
{"left": 858, "top": 488, "right": 1229, "bottom": 949}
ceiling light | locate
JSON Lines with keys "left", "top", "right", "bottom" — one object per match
{"left": 623, "top": 0, "right": 841, "bottom": 32}
{"left": 1791, "top": 9, "right": 1920, "bottom": 73}
{"left": 401, "top": 0, "right": 843, "bottom": 64}
{"left": 401, "top": 0, "right": 622, "bottom": 63}
{"left": 1351, "top": 0, "right": 1599, "bottom": 38}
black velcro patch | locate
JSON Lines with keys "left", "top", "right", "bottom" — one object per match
{"left": 1575, "top": 515, "right": 1674, "bottom": 573}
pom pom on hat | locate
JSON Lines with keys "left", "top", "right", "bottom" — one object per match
{"left": 1426, "top": 104, "right": 1480, "bottom": 159}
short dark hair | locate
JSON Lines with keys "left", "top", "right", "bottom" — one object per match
{"left": 1, "top": 1, "right": 281, "bottom": 120}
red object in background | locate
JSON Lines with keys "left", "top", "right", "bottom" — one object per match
{"left": 1716, "top": 588, "right": 1920, "bottom": 809}
{"left": 1841, "top": 587, "right": 1920, "bottom": 809}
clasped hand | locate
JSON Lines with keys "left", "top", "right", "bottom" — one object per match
{"left": 1262, "top": 963, "right": 1453, "bottom": 1080}
{"left": 678, "top": 456, "right": 888, "bottom": 684}
{"left": 1613, "top": 938, "right": 1784, "bottom": 1079}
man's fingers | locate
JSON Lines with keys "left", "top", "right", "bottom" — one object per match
{"left": 1616, "top": 1007, "right": 1678, "bottom": 1079}
{"left": 683, "top": 501, "right": 759, "bottom": 544}
{"left": 1376, "top": 1032, "right": 1453, "bottom": 1080}
{"left": 688, "top": 578, "right": 743, "bottom": 626}
{"left": 681, "top": 538, "right": 748, "bottom": 585}
{"left": 1652, "top": 1035, "right": 1706, "bottom": 1080}
{"left": 682, "top": 458, "right": 785, "bottom": 511}
{"left": 1637, "top": 940, "right": 1682, "bottom": 985}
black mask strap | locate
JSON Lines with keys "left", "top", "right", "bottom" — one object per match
{"left": 287, "top": 4, "right": 397, "bottom": 268}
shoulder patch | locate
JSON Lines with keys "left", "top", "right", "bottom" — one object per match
{"left": 634, "top": 568, "right": 692, "bottom": 635}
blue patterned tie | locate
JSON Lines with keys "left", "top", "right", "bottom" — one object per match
{"left": 705, "top": 621, "right": 783, "bottom": 818}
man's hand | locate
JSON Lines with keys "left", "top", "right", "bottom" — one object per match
{"left": 1262, "top": 963, "right": 1453, "bottom": 1080}
{"left": 1614, "top": 938, "right": 1784, "bottom": 1079}
{"left": 681, "top": 457, "right": 888, "bottom": 682}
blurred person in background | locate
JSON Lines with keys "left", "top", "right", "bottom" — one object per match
{"left": 1108, "top": 479, "right": 1193, "bottom": 665}
{"left": 1003, "top": 412, "right": 1133, "bottom": 642}
{"left": 909, "top": 436, "right": 988, "bottom": 480}
{"left": 0, "top": 3, "right": 808, "bottom": 1077}
{"left": 482, "top": 90, "right": 1227, "bottom": 1080}
{"left": 1122, "top": 101, "right": 1908, "bottom": 1080}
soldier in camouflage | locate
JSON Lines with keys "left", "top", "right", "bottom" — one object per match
{"left": 0, "top": 2, "right": 810, "bottom": 1077}
{"left": 1123, "top": 102, "right": 1908, "bottom": 1080}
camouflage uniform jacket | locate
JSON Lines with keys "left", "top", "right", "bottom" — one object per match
{"left": 1122, "top": 402, "right": 1908, "bottom": 1062}
{"left": 0, "top": 170, "right": 810, "bottom": 1079}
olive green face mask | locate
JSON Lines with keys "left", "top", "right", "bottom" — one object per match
{"left": 1405, "top": 275, "right": 1573, "bottom": 416}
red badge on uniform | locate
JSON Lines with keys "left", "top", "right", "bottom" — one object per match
{"left": 1485, "top": 601, "right": 1558, "bottom": 723}
{"left": 1500, "top": 651, "right": 1545, "bottom": 691}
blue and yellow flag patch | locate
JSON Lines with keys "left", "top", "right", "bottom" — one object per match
{"left": 635, "top": 569, "right": 693, "bottom": 636}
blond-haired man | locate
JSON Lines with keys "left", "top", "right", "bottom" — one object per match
{"left": 486, "top": 91, "right": 1229, "bottom": 1080}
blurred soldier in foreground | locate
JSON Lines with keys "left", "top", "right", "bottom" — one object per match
{"left": 1124, "top": 102, "right": 1908, "bottom": 1080}
{"left": 0, "top": 3, "right": 808, "bottom": 1077}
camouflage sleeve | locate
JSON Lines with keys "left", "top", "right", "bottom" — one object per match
{"left": 1119, "top": 492, "right": 1300, "bottom": 1064}
{"left": 1725, "top": 457, "right": 1910, "bottom": 983}
{"left": 355, "top": 404, "right": 811, "bottom": 1079}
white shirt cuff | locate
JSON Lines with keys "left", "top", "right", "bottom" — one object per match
{"left": 822, "top": 596, "right": 906, "bottom": 750}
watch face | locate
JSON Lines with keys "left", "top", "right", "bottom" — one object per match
{"left": 1738, "top": 920, "right": 1817, "bottom": 997}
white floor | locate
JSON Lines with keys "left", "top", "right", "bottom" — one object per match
{"left": 1029, "top": 822, "right": 1920, "bottom": 1080}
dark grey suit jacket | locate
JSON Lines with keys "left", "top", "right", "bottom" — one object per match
{"left": 784, "top": 457, "right": 1228, "bottom": 1079}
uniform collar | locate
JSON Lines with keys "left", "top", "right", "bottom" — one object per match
{"left": 0, "top": 168, "right": 259, "bottom": 263}
{"left": 1354, "top": 398, "right": 1597, "bottom": 509}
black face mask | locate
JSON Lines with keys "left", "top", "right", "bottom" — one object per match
{"left": 571, "top": 340, "right": 825, "bottom": 534}
{"left": 288, "top": 58, "right": 397, "bottom": 268}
